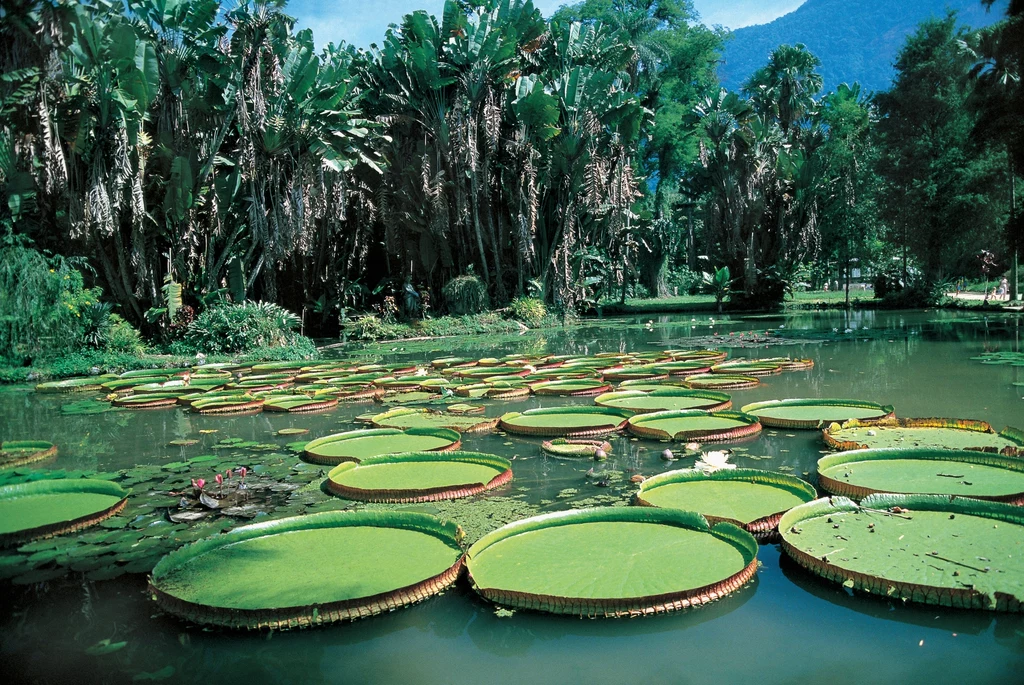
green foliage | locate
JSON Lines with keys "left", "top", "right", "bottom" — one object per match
{"left": 103, "top": 314, "right": 146, "bottom": 356}
{"left": 442, "top": 272, "right": 489, "bottom": 315}
{"left": 176, "top": 302, "right": 314, "bottom": 356}
{"left": 508, "top": 296, "right": 547, "bottom": 327}
{"left": 0, "top": 243, "right": 103, "bottom": 362}
{"left": 701, "top": 266, "right": 733, "bottom": 312}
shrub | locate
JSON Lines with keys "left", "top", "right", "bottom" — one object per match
{"left": 0, "top": 244, "right": 99, "bottom": 362}
{"left": 176, "top": 302, "right": 314, "bottom": 355}
{"left": 508, "top": 296, "right": 547, "bottom": 327}
{"left": 442, "top": 271, "right": 488, "bottom": 315}
{"left": 103, "top": 314, "right": 147, "bottom": 356}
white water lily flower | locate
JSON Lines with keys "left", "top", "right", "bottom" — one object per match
{"left": 695, "top": 450, "right": 736, "bottom": 472}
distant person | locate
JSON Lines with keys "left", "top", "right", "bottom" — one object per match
{"left": 998, "top": 277, "right": 1009, "bottom": 301}
{"left": 823, "top": 282, "right": 829, "bottom": 292}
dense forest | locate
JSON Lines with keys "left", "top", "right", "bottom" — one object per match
{"left": 0, "top": 0, "right": 1021, "bottom": 364}
{"left": 719, "top": 0, "right": 1007, "bottom": 93}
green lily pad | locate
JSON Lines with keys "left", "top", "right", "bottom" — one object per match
{"left": 498, "top": 407, "right": 631, "bottom": 438}
{"left": 277, "top": 428, "right": 310, "bottom": 436}
{"left": 149, "top": 511, "right": 464, "bottom": 629}
{"left": 779, "top": 493, "right": 1024, "bottom": 611}
{"left": 191, "top": 397, "right": 265, "bottom": 414}
{"left": 684, "top": 374, "right": 760, "bottom": 390}
{"left": 302, "top": 428, "right": 461, "bottom": 465}
{"left": 0, "top": 479, "right": 130, "bottom": 547}
{"left": 627, "top": 410, "right": 762, "bottom": 442}
{"left": 740, "top": 398, "right": 895, "bottom": 429}
{"left": 1, "top": 441, "right": 57, "bottom": 470}
{"left": 263, "top": 396, "right": 339, "bottom": 413}
{"left": 595, "top": 389, "right": 732, "bottom": 414}
{"left": 466, "top": 507, "right": 758, "bottom": 617}
{"left": 369, "top": 407, "right": 498, "bottom": 433}
{"left": 540, "top": 439, "right": 612, "bottom": 458}
{"left": 635, "top": 468, "right": 816, "bottom": 538}
{"left": 823, "top": 417, "right": 1024, "bottom": 453}
{"left": 327, "top": 451, "right": 513, "bottom": 503}
{"left": 529, "top": 379, "right": 611, "bottom": 396}
{"left": 35, "top": 378, "right": 104, "bottom": 393}
{"left": 817, "top": 448, "right": 1024, "bottom": 502}
{"left": 710, "top": 361, "right": 781, "bottom": 376}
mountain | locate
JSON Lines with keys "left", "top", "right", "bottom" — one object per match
{"left": 718, "top": 0, "right": 1008, "bottom": 94}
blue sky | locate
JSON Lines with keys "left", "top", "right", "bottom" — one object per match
{"left": 287, "top": 0, "right": 807, "bottom": 48}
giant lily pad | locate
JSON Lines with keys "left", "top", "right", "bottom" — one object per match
{"left": 0, "top": 441, "right": 57, "bottom": 470}
{"left": 302, "top": 428, "right": 461, "bottom": 465}
{"left": 465, "top": 507, "right": 758, "bottom": 617}
{"left": 326, "top": 451, "right": 512, "bottom": 503}
{"left": 540, "top": 439, "right": 613, "bottom": 458}
{"left": 530, "top": 379, "right": 611, "bottom": 396}
{"left": 685, "top": 374, "right": 760, "bottom": 390}
{"left": 635, "top": 468, "right": 816, "bottom": 540}
{"left": 779, "top": 494, "right": 1024, "bottom": 612}
{"left": 112, "top": 393, "right": 183, "bottom": 409}
{"left": 498, "top": 407, "right": 631, "bottom": 438}
{"left": 665, "top": 349, "right": 728, "bottom": 363}
{"left": 710, "top": 362, "right": 780, "bottom": 376}
{"left": 0, "top": 479, "right": 129, "bottom": 547}
{"left": 816, "top": 448, "right": 1024, "bottom": 503}
{"left": 650, "top": 361, "right": 713, "bottom": 376}
{"left": 454, "top": 382, "right": 530, "bottom": 399}
{"left": 263, "top": 396, "right": 339, "bottom": 413}
{"left": 822, "top": 417, "right": 1024, "bottom": 455}
{"left": 191, "top": 396, "right": 265, "bottom": 415}
{"left": 601, "top": 365, "right": 669, "bottom": 382}
{"left": 369, "top": 407, "right": 498, "bottom": 433}
{"left": 627, "top": 410, "right": 762, "bottom": 442}
{"left": 740, "top": 398, "right": 895, "bottom": 429}
{"left": 149, "top": 510, "right": 464, "bottom": 629}
{"left": 35, "top": 378, "right": 103, "bottom": 393}
{"left": 595, "top": 389, "right": 732, "bottom": 414}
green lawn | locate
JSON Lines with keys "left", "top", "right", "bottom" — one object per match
{"left": 597, "top": 290, "right": 874, "bottom": 314}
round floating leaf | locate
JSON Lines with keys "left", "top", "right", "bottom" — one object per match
{"left": 498, "top": 407, "right": 631, "bottom": 438}
{"left": 0, "top": 479, "right": 130, "bottom": 547}
{"left": 635, "top": 468, "right": 816, "bottom": 540}
{"left": 263, "top": 396, "right": 339, "bottom": 413}
{"left": 665, "top": 349, "right": 728, "bottom": 363}
{"left": 0, "top": 441, "right": 57, "bottom": 470}
{"left": 149, "top": 510, "right": 464, "bottom": 629}
{"left": 302, "top": 428, "right": 461, "bottom": 465}
{"left": 379, "top": 391, "right": 439, "bottom": 405}
{"left": 455, "top": 382, "right": 530, "bottom": 400}
{"left": 35, "top": 378, "right": 104, "bottom": 393}
{"left": 816, "top": 447, "right": 1024, "bottom": 503}
{"left": 627, "top": 410, "right": 762, "bottom": 442}
{"left": 540, "top": 439, "right": 612, "bottom": 458}
{"left": 601, "top": 365, "right": 669, "bottom": 382}
{"left": 327, "top": 451, "right": 512, "bottom": 503}
{"left": 710, "top": 362, "right": 780, "bottom": 376}
{"left": 529, "top": 379, "right": 612, "bottom": 397}
{"left": 823, "top": 417, "right": 1024, "bottom": 454}
{"left": 369, "top": 408, "right": 498, "bottom": 433}
{"left": 112, "top": 393, "right": 182, "bottom": 409}
{"left": 466, "top": 507, "right": 758, "bottom": 617}
{"left": 650, "top": 361, "right": 713, "bottom": 376}
{"left": 740, "top": 398, "right": 895, "bottom": 429}
{"left": 191, "top": 396, "right": 265, "bottom": 415}
{"left": 276, "top": 428, "right": 309, "bottom": 436}
{"left": 685, "top": 374, "right": 760, "bottom": 390}
{"left": 595, "top": 389, "right": 732, "bottom": 414}
{"left": 780, "top": 494, "right": 1024, "bottom": 612}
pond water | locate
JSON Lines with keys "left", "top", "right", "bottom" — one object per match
{"left": 1, "top": 310, "right": 1023, "bottom": 684}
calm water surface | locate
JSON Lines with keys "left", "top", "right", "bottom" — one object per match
{"left": 1, "top": 310, "right": 1023, "bottom": 684}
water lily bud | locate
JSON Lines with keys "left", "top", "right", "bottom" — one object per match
{"left": 661, "top": 449, "right": 674, "bottom": 461}
{"left": 594, "top": 448, "right": 607, "bottom": 461}
{"left": 684, "top": 442, "right": 701, "bottom": 451}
